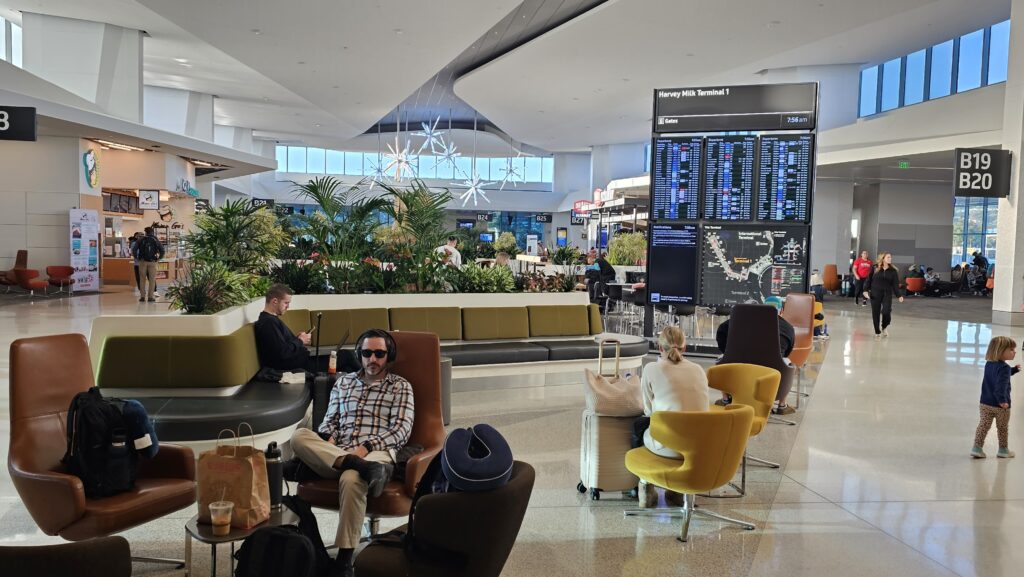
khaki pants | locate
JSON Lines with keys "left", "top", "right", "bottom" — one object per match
{"left": 289, "top": 428, "right": 392, "bottom": 549}
{"left": 139, "top": 261, "right": 158, "bottom": 300}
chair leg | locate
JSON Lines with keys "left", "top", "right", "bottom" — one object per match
{"left": 692, "top": 507, "right": 756, "bottom": 532}
{"left": 625, "top": 492, "right": 754, "bottom": 542}
{"left": 703, "top": 448, "right": 747, "bottom": 498}
{"left": 679, "top": 493, "right": 694, "bottom": 542}
{"left": 132, "top": 556, "right": 185, "bottom": 569}
{"left": 793, "top": 367, "right": 803, "bottom": 409}
{"left": 746, "top": 454, "right": 780, "bottom": 468}
{"left": 769, "top": 415, "right": 797, "bottom": 426}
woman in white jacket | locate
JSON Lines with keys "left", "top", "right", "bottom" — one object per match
{"left": 631, "top": 326, "right": 709, "bottom": 507}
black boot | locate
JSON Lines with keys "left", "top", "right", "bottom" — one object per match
{"left": 337, "top": 455, "right": 395, "bottom": 498}
{"left": 333, "top": 548, "right": 354, "bottom": 577}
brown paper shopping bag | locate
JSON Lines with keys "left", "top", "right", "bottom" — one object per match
{"left": 196, "top": 423, "right": 271, "bottom": 529}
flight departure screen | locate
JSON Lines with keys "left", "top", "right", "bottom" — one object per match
{"left": 647, "top": 223, "right": 700, "bottom": 305}
{"left": 703, "top": 135, "right": 755, "bottom": 220}
{"left": 757, "top": 134, "right": 813, "bottom": 222}
{"left": 651, "top": 136, "right": 703, "bottom": 220}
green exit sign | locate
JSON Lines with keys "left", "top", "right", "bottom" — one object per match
{"left": 898, "top": 160, "right": 910, "bottom": 169}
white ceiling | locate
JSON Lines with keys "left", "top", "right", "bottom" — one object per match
{"left": 454, "top": 0, "right": 1011, "bottom": 151}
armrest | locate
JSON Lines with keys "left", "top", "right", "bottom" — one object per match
{"left": 0, "top": 536, "right": 132, "bottom": 577}
{"left": 7, "top": 462, "right": 86, "bottom": 535}
{"left": 138, "top": 444, "right": 195, "bottom": 481}
{"left": 403, "top": 445, "right": 441, "bottom": 496}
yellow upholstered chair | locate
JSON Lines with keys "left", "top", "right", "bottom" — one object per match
{"left": 624, "top": 405, "right": 755, "bottom": 542}
{"left": 707, "top": 364, "right": 781, "bottom": 496}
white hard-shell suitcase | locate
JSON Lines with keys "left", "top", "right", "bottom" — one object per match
{"left": 577, "top": 409, "right": 639, "bottom": 500}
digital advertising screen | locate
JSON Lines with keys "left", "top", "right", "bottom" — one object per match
{"left": 699, "top": 224, "right": 808, "bottom": 306}
{"left": 651, "top": 136, "right": 703, "bottom": 220}
{"left": 647, "top": 223, "right": 700, "bottom": 305}
{"left": 757, "top": 134, "right": 813, "bottom": 222}
{"left": 703, "top": 135, "right": 756, "bottom": 221}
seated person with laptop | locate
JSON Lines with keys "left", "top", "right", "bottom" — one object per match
{"left": 254, "top": 283, "right": 315, "bottom": 372}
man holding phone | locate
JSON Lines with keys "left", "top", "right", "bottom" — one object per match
{"left": 254, "top": 283, "right": 316, "bottom": 371}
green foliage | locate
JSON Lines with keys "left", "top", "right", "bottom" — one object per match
{"left": 246, "top": 275, "right": 272, "bottom": 300}
{"left": 377, "top": 179, "right": 453, "bottom": 253}
{"left": 448, "top": 263, "right": 515, "bottom": 293}
{"left": 291, "top": 176, "right": 389, "bottom": 262}
{"left": 186, "top": 199, "right": 288, "bottom": 275}
{"left": 270, "top": 261, "right": 328, "bottom": 294}
{"left": 607, "top": 232, "right": 647, "bottom": 266}
{"left": 550, "top": 245, "right": 582, "bottom": 265}
{"left": 514, "top": 271, "right": 577, "bottom": 293}
{"left": 278, "top": 237, "right": 316, "bottom": 260}
{"left": 477, "top": 242, "right": 496, "bottom": 259}
{"left": 165, "top": 261, "right": 253, "bottom": 314}
{"left": 494, "top": 232, "right": 520, "bottom": 256}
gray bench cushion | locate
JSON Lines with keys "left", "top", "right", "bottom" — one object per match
{"left": 534, "top": 340, "right": 650, "bottom": 361}
{"left": 441, "top": 342, "right": 550, "bottom": 367}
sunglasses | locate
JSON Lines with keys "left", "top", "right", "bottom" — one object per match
{"left": 360, "top": 349, "right": 388, "bottom": 359}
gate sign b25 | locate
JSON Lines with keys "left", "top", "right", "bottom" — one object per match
{"left": 954, "top": 148, "right": 1011, "bottom": 198}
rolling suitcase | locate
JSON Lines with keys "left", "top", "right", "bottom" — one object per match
{"left": 577, "top": 410, "right": 639, "bottom": 500}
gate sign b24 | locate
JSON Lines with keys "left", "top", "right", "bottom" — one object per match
{"left": 954, "top": 148, "right": 1011, "bottom": 198}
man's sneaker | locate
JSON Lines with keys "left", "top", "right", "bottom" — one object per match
{"left": 773, "top": 404, "right": 796, "bottom": 415}
{"left": 365, "top": 462, "right": 394, "bottom": 498}
{"left": 971, "top": 446, "right": 987, "bottom": 459}
{"left": 998, "top": 448, "right": 1015, "bottom": 458}
{"left": 874, "top": 333, "right": 882, "bottom": 340}
{"left": 139, "top": 297, "right": 146, "bottom": 303}
{"left": 882, "top": 328, "right": 890, "bottom": 338}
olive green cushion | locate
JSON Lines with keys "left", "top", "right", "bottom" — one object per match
{"left": 527, "top": 305, "right": 591, "bottom": 337}
{"left": 588, "top": 303, "right": 604, "bottom": 334}
{"left": 462, "top": 307, "right": 530, "bottom": 340}
{"left": 313, "top": 308, "right": 390, "bottom": 346}
{"left": 279, "top": 308, "right": 311, "bottom": 336}
{"left": 97, "top": 325, "right": 260, "bottom": 389}
{"left": 389, "top": 307, "right": 462, "bottom": 341}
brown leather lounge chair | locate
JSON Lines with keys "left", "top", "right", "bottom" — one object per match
{"left": 718, "top": 304, "right": 797, "bottom": 426}
{"left": 298, "top": 330, "right": 445, "bottom": 535}
{"left": 0, "top": 536, "right": 131, "bottom": 577}
{"left": 781, "top": 293, "right": 816, "bottom": 410}
{"left": 355, "top": 461, "right": 536, "bottom": 577}
{"left": 8, "top": 334, "right": 196, "bottom": 567}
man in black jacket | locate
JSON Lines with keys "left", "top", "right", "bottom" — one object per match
{"left": 585, "top": 251, "right": 617, "bottom": 303}
{"left": 254, "top": 284, "right": 312, "bottom": 371}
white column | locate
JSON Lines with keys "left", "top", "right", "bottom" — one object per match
{"left": 994, "top": 0, "right": 1024, "bottom": 325}
{"left": 810, "top": 180, "right": 854, "bottom": 270}
{"left": 21, "top": 13, "right": 142, "bottom": 122}
{"left": 144, "top": 85, "right": 215, "bottom": 141}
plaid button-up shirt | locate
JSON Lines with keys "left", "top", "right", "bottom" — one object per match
{"left": 318, "top": 370, "right": 415, "bottom": 453}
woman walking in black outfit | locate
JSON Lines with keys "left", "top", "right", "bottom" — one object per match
{"left": 863, "top": 252, "right": 904, "bottom": 338}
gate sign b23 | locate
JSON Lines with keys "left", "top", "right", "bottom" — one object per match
{"left": 954, "top": 148, "right": 1011, "bottom": 198}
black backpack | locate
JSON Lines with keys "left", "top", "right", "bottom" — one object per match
{"left": 62, "top": 387, "right": 138, "bottom": 498}
{"left": 137, "top": 236, "right": 160, "bottom": 262}
{"left": 279, "top": 495, "right": 333, "bottom": 577}
{"left": 233, "top": 525, "right": 315, "bottom": 577}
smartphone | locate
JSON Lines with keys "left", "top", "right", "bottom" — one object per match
{"left": 307, "top": 325, "right": 317, "bottom": 334}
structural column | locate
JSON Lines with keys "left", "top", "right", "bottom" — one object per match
{"left": 144, "top": 86, "right": 215, "bottom": 141}
{"left": 20, "top": 13, "right": 143, "bottom": 122}
{"left": 994, "top": 0, "right": 1024, "bottom": 325}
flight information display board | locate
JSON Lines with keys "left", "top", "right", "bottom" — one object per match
{"left": 757, "top": 134, "right": 813, "bottom": 222}
{"left": 647, "top": 223, "right": 700, "bottom": 305}
{"left": 703, "top": 136, "right": 756, "bottom": 221}
{"left": 700, "top": 224, "right": 808, "bottom": 306}
{"left": 651, "top": 136, "right": 703, "bottom": 220}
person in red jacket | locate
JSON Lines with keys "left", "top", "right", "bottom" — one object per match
{"left": 852, "top": 250, "right": 873, "bottom": 306}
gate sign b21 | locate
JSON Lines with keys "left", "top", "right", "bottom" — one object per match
{"left": 954, "top": 148, "right": 1011, "bottom": 198}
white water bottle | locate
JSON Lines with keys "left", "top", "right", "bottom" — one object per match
{"left": 328, "top": 350, "right": 337, "bottom": 375}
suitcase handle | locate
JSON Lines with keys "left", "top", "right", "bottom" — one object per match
{"left": 597, "top": 338, "right": 621, "bottom": 377}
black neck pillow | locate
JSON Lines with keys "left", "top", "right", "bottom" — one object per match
{"left": 441, "top": 424, "right": 513, "bottom": 492}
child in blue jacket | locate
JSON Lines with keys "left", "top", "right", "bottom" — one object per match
{"left": 972, "top": 336, "right": 1019, "bottom": 458}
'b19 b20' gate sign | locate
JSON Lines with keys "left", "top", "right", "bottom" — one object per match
{"left": 954, "top": 148, "right": 1011, "bottom": 198}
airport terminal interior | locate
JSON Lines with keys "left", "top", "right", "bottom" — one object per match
{"left": 3, "top": 1, "right": 1024, "bottom": 576}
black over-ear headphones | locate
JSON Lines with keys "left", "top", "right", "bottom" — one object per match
{"left": 355, "top": 329, "right": 397, "bottom": 364}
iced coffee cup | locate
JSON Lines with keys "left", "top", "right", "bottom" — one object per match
{"left": 209, "top": 501, "right": 233, "bottom": 536}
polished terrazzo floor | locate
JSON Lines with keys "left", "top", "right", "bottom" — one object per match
{"left": 0, "top": 289, "right": 1020, "bottom": 576}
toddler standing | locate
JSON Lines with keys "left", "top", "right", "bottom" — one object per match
{"left": 972, "top": 336, "right": 1019, "bottom": 458}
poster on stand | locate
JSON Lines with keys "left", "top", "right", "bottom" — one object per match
{"left": 69, "top": 209, "right": 99, "bottom": 291}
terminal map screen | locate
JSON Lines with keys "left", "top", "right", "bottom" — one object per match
{"left": 703, "top": 136, "right": 756, "bottom": 221}
{"left": 700, "top": 224, "right": 808, "bottom": 306}
{"left": 757, "top": 134, "right": 813, "bottom": 222}
{"left": 651, "top": 136, "right": 703, "bottom": 220}
{"left": 647, "top": 223, "right": 700, "bottom": 305}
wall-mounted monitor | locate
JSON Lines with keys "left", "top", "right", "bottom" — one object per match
{"left": 647, "top": 223, "right": 700, "bottom": 305}
{"left": 651, "top": 136, "right": 702, "bottom": 220}
{"left": 703, "top": 135, "right": 756, "bottom": 221}
{"left": 699, "top": 224, "right": 808, "bottom": 306}
{"left": 456, "top": 219, "right": 475, "bottom": 230}
{"left": 479, "top": 232, "right": 495, "bottom": 242}
{"left": 757, "top": 134, "right": 813, "bottom": 222}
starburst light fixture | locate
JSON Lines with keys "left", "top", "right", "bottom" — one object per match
{"left": 499, "top": 153, "right": 526, "bottom": 190}
{"left": 434, "top": 138, "right": 462, "bottom": 173}
{"left": 413, "top": 116, "right": 446, "bottom": 154}
{"left": 365, "top": 156, "right": 388, "bottom": 190}
{"left": 384, "top": 137, "right": 417, "bottom": 182}
{"left": 455, "top": 175, "right": 493, "bottom": 207}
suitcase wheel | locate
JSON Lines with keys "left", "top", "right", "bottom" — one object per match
{"left": 577, "top": 481, "right": 586, "bottom": 494}
{"left": 590, "top": 489, "right": 601, "bottom": 501}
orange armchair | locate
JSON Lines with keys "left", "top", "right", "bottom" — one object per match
{"left": 46, "top": 266, "right": 76, "bottom": 294}
{"left": 905, "top": 276, "right": 926, "bottom": 296}
{"left": 15, "top": 269, "right": 49, "bottom": 296}
{"left": 781, "top": 293, "right": 815, "bottom": 411}
{"left": 822, "top": 264, "right": 840, "bottom": 292}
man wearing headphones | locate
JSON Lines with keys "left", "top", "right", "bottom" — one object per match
{"left": 289, "top": 329, "right": 415, "bottom": 577}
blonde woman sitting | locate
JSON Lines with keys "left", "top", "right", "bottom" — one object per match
{"left": 630, "top": 326, "right": 709, "bottom": 507}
